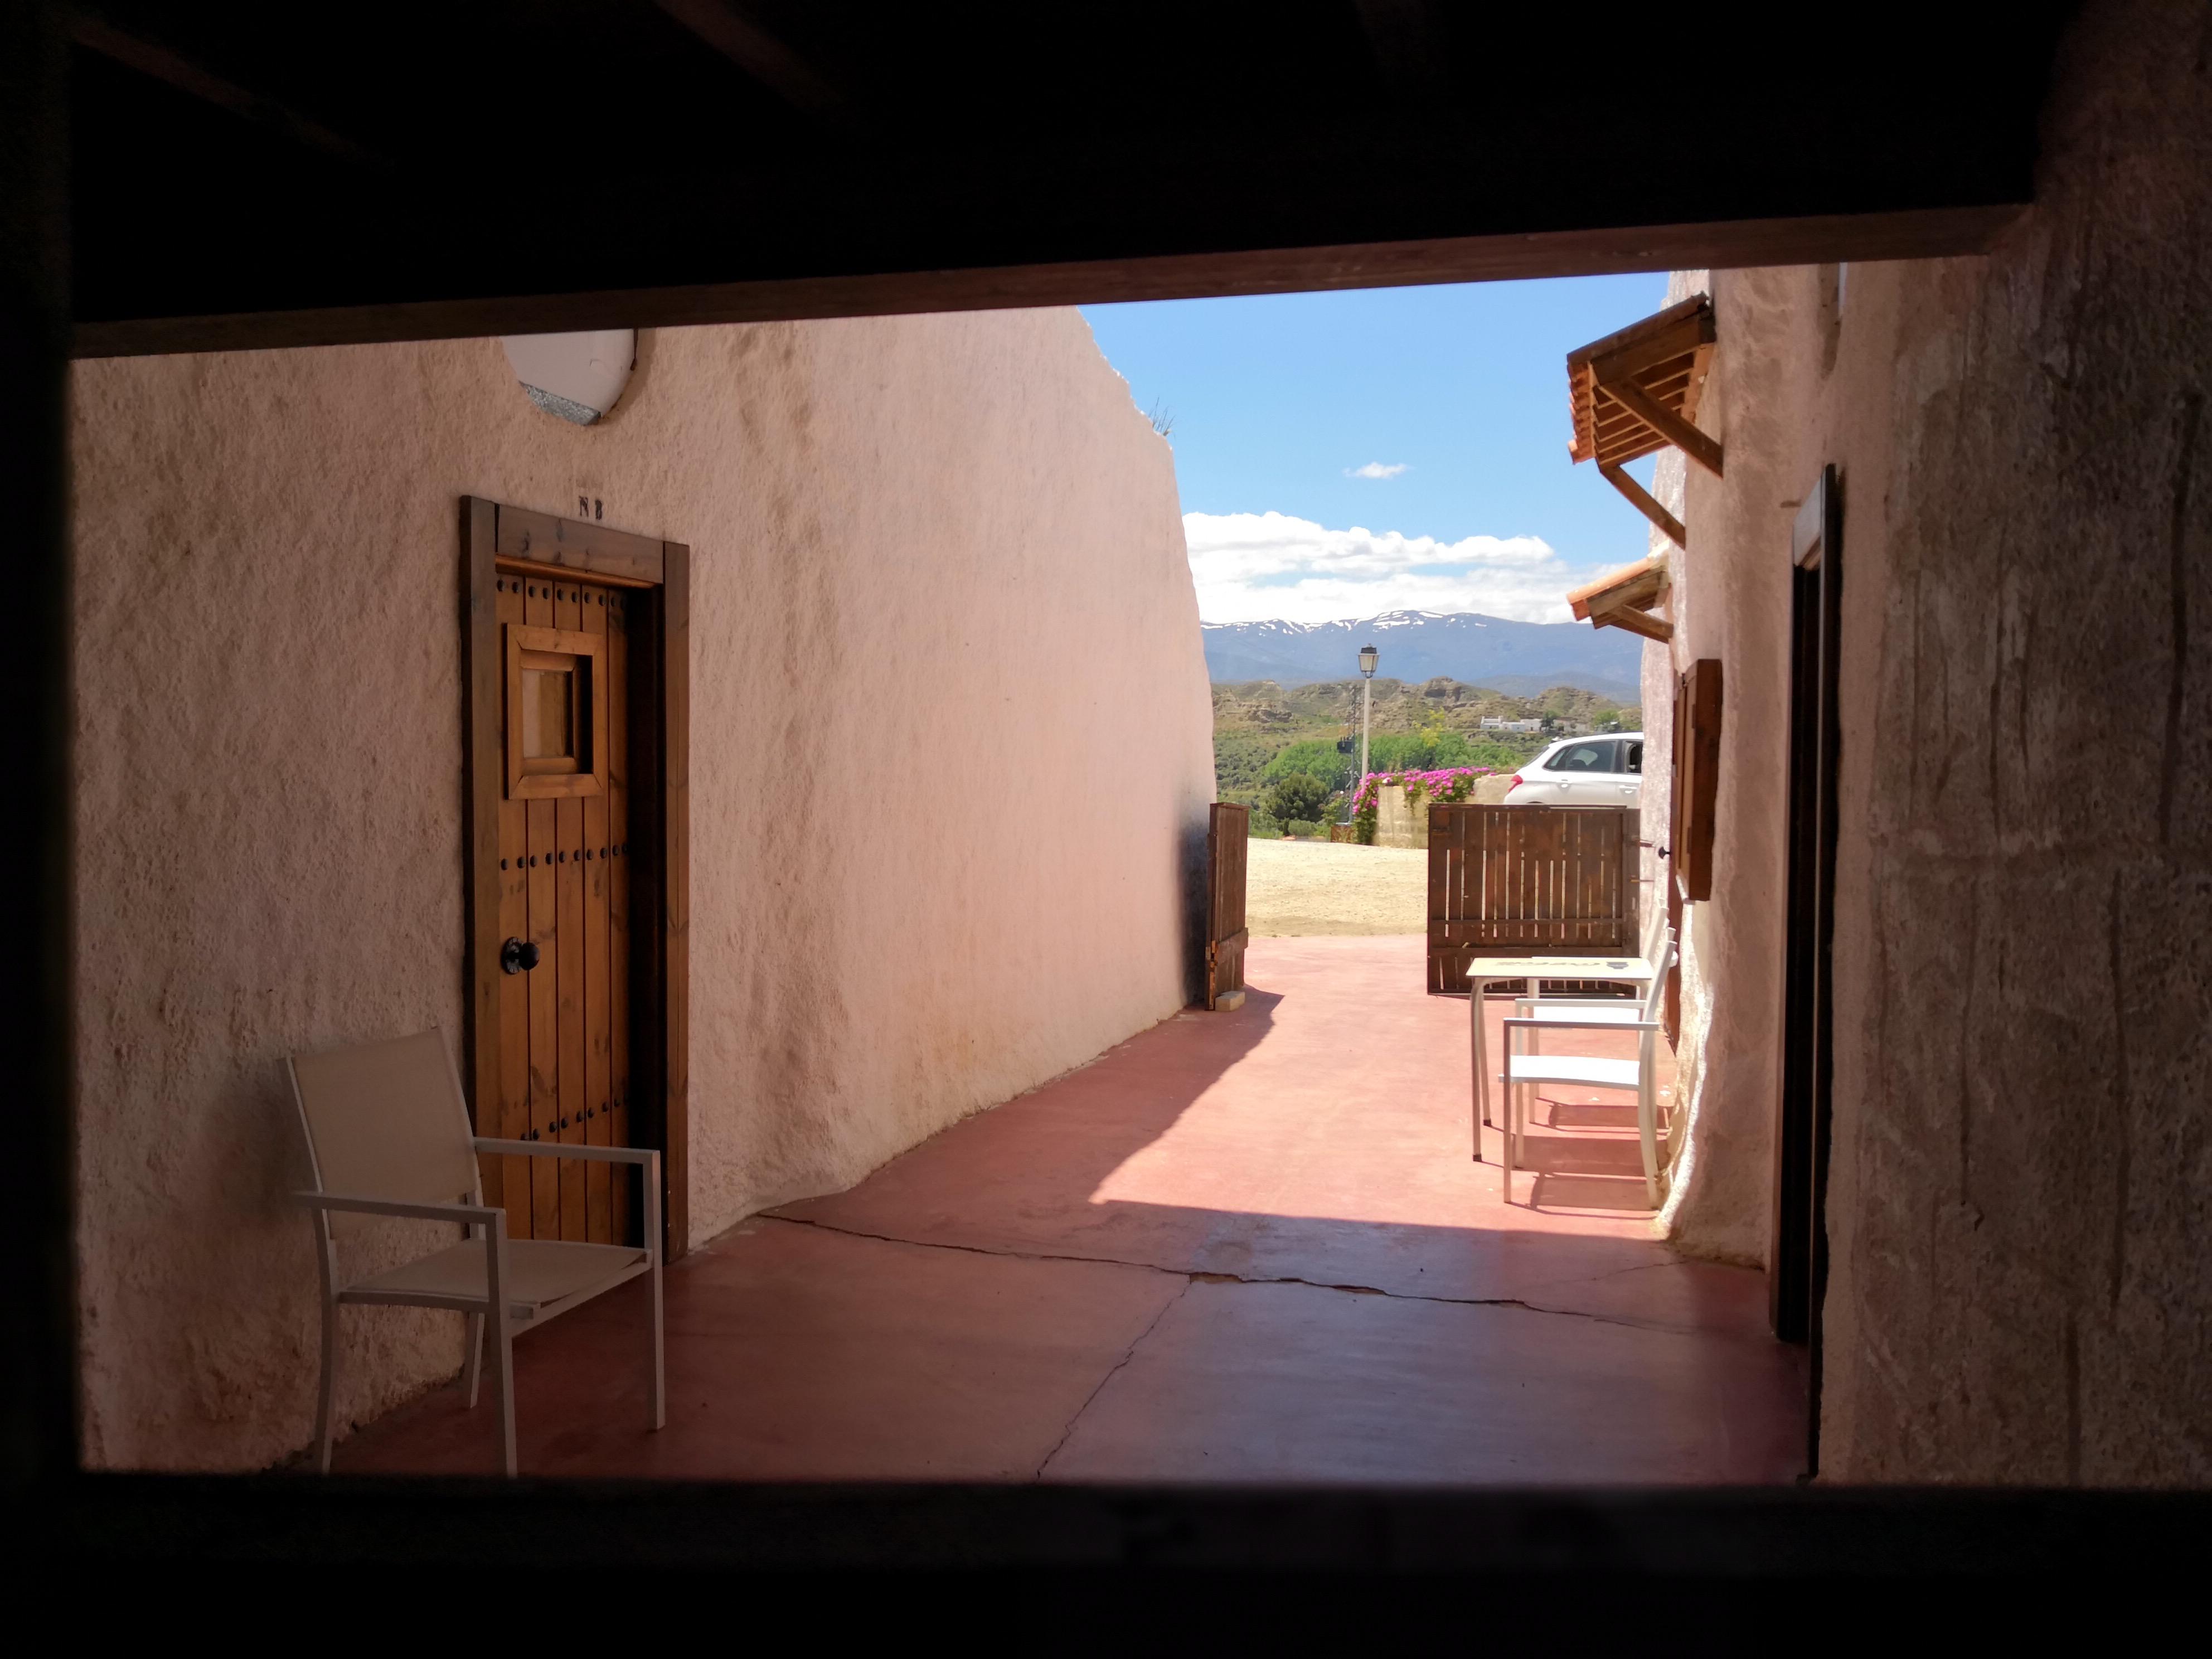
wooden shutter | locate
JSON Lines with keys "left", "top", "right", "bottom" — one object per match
{"left": 1670, "top": 658, "right": 1723, "bottom": 901}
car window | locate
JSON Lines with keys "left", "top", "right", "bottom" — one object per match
{"left": 1550, "top": 741, "right": 1617, "bottom": 774}
{"left": 1623, "top": 740, "right": 1643, "bottom": 773}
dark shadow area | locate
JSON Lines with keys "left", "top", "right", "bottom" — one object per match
{"left": 327, "top": 944, "right": 1802, "bottom": 1487}
{"left": 59, "top": 1474, "right": 2212, "bottom": 1627}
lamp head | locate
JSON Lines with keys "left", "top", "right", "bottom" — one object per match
{"left": 1358, "top": 644, "right": 1379, "bottom": 678}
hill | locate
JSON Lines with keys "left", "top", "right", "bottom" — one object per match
{"left": 1202, "top": 609, "right": 1642, "bottom": 699}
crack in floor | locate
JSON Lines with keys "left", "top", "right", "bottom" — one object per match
{"left": 760, "top": 1211, "right": 1739, "bottom": 1340}
{"left": 1032, "top": 1278, "right": 1190, "bottom": 1481}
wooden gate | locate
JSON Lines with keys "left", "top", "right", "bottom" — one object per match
{"left": 1205, "top": 802, "right": 1249, "bottom": 1011}
{"left": 1426, "top": 804, "right": 1640, "bottom": 992}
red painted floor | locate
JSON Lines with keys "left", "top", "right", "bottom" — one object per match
{"left": 334, "top": 936, "right": 1806, "bottom": 1483}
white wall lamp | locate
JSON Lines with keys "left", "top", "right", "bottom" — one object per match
{"left": 501, "top": 329, "right": 637, "bottom": 426}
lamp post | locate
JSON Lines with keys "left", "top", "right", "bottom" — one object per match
{"left": 1357, "top": 643, "right": 1379, "bottom": 802}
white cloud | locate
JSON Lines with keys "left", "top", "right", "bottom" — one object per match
{"left": 1183, "top": 510, "right": 1609, "bottom": 626}
{"left": 1346, "top": 461, "right": 1409, "bottom": 479}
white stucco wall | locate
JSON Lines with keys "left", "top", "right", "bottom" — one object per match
{"left": 1638, "top": 0, "right": 2212, "bottom": 1483}
{"left": 1642, "top": 263, "right": 1801, "bottom": 1268}
{"left": 70, "top": 311, "right": 1213, "bottom": 1470}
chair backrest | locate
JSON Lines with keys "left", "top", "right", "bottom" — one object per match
{"left": 1641, "top": 938, "right": 1678, "bottom": 1022}
{"left": 1639, "top": 889, "right": 1671, "bottom": 966}
{"left": 289, "top": 1029, "right": 478, "bottom": 1236}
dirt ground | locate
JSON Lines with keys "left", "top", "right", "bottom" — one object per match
{"left": 1245, "top": 836, "right": 1428, "bottom": 935}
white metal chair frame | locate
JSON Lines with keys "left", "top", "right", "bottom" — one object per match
{"left": 1499, "top": 938, "right": 1678, "bottom": 1206}
{"left": 1465, "top": 909, "right": 1675, "bottom": 1157}
{"left": 289, "top": 1029, "right": 664, "bottom": 1477}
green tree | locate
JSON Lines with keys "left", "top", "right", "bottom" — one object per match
{"left": 1366, "top": 729, "right": 1475, "bottom": 773}
{"left": 1262, "top": 738, "right": 1354, "bottom": 792}
{"left": 1265, "top": 771, "right": 1328, "bottom": 824}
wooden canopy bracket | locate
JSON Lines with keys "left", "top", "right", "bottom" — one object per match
{"left": 1589, "top": 601, "right": 1674, "bottom": 643}
{"left": 1565, "top": 295, "right": 1720, "bottom": 554}
{"left": 1597, "top": 370, "right": 1725, "bottom": 478}
{"left": 1598, "top": 461, "right": 1687, "bottom": 550}
{"left": 1568, "top": 554, "right": 1674, "bottom": 643}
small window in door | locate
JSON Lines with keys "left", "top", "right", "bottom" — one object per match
{"left": 521, "top": 663, "right": 576, "bottom": 761}
{"left": 1623, "top": 740, "right": 1643, "bottom": 773}
{"left": 1552, "top": 740, "right": 1618, "bottom": 774}
{"left": 504, "top": 622, "right": 608, "bottom": 799}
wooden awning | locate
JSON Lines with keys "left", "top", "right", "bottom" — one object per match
{"left": 1565, "top": 295, "right": 1720, "bottom": 549}
{"left": 1568, "top": 554, "right": 1672, "bottom": 643}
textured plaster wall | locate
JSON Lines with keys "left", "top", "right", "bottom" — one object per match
{"left": 71, "top": 310, "right": 1213, "bottom": 1470}
{"left": 1649, "top": 263, "right": 1808, "bottom": 1267}
{"left": 1663, "top": 1, "right": 2212, "bottom": 1481}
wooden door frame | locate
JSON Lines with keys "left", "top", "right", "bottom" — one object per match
{"left": 460, "top": 497, "right": 692, "bottom": 1258}
{"left": 1775, "top": 465, "right": 1842, "bottom": 1469}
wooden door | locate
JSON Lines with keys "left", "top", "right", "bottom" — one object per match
{"left": 465, "top": 498, "right": 690, "bottom": 1258}
{"left": 1205, "top": 803, "right": 1249, "bottom": 1011}
{"left": 491, "top": 567, "right": 636, "bottom": 1244}
{"left": 1777, "top": 465, "right": 1841, "bottom": 1473}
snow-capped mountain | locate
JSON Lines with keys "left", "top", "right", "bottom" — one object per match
{"left": 1201, "top": 609, "right": 1643, "bottom": 700}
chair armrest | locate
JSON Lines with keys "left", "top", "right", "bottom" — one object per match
{"left": 474, "top": 1138, "right": 659, "bottom": 1168}
{"left": 294, "top": 1192, "right": 500, "bottom": 1225}
{"left": 1502, "top": 1018, "right": 1662, "bottom": 1034}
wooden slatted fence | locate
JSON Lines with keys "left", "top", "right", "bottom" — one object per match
{"left": 1427, "top": 805, "right": 1641, "bottom": 993}
{"left": 1206, "top": 802, "right": 1249, "bottom": 1011}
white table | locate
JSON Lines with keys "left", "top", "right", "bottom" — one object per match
{"left": 1464, "top": 954, "right": 1657, "bottom": 1163}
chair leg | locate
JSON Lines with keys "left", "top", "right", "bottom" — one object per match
{"left": 482, "top": 1212, "right": 517, "bottom": 1476}
{"left": 462, "top": 1311, "right": 484, "bottom": 1409}
{"left": 314, "top": 1292, "right": 338, "bottom": 1475}
{"left": 643, "top": 1149, "right": 667, "bottom": 1433}
{"left": 648, "top": 1250, "right": 666, "bottom": 1433}
{"left": 1638, "top": 1046, "right": 1660, "bottom": 1206}
{"left": 1470, "top": 985, "right": 1491, "bottom": 1146}
{"left": 1502, "top": 1077, "right": 1516, "bottom": 1204}
{"left": 488, "top": 1313, "right": 516, "bottom": 1477}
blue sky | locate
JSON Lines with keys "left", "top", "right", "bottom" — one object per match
{"left": 1080, "top": 275, "right": 1668, "bottom": 625}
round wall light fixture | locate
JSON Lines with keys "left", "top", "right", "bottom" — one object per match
{"left": 501, "top": 329, "right": 636, "bottom": 426}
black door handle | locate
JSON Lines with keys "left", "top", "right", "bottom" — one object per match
{"left": 499, "top": 937, "right": 541, "bottom": 974}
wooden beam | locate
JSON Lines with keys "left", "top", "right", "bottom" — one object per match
{"left": 460, "top": 499, "right": 504, "bottom": 1201}
{"left": 1568, "top": 553, "right": 1666, "bottom": 619}
{"left": 2, "top": 0, "right": 81, "bottom": 1486}
{"left": 1589, "top": 603, "right": 1673, "bottom": 644}
{"left": 1599, "top": 461, "right": 1689, "bottom": 550}
{"left": 68, "top": 15, "right": 387, "bottom": 172}
{"left": 69, "top": 203, "right": 2027, "bottom": 358}
{"left": 659, "top": 540, "right": 691, "bottom": 1260}
{"left": 655, "top": 0, "right": 843, "bottom": 117}
{"left": 1573, "top": 309, "right": 1713, "bottom": 384}
{"left": 495, "top": 503, "right": 665, "bottom": 584}
{"left": 1600, "top": 373, "right": 1725, "bottom": 478}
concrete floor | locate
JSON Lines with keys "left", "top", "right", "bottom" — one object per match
{"left": 333, "top": 937, "right": 1807, "bottom": 1483}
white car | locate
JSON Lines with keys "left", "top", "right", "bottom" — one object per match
{"left": 1502, "top": 733, "right": 1645, "bottom": 807}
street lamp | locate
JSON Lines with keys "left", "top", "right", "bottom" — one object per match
{"left": 1357, "top": 643, "right": 1379, "bottom": 803}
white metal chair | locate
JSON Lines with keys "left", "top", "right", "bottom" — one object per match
{"left": 1500, "top": 938, "right": 1678, "bottom": 1206}
{"left": 1512, "top": 920, "right": 1676, "bottom": 1031}
{"left": 289, "top": 1027, "right": 663, "bottom": 1476}
{"left": 1466, "top": 907, "right": 1675, "bottom": 1156}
